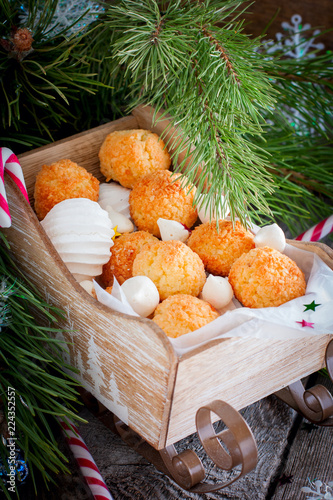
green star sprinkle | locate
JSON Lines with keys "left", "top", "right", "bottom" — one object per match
{"left": 303, "top": 300, "right": 321, "bottom": 312}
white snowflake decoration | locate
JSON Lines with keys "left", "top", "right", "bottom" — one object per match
{"left": 301, "top": 479, "right": 333, "bottom": 499}
{"left": 260, "top": 14, "right": 329, "bottom": 136}
{"left": 19, "top": 0, "right": 105, "bottom": 38}
{"left": 263, "top": 14, "right": 325, "bottom": 59}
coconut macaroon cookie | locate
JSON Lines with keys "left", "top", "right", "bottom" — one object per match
{"left": 99, "top": 129, "right": 171, "bottom": 189}
{"left": 228, "top": 246, "right": 306, "bottom": 308}
{"left": 132, "top": 240, "right": 206, "bottom": 300}
{"left": 187, "top": 219, "right": 255, "bottom": 276}
{"left": 34, "top": 159, "right": 99, "bottom": 220}
{"left": 129, "top": 170, "right": 198, "bottom": 237}
{"left": 101, "top": 231, "right": 158, "bottom": 287}
{"left": 153, "top": 294, "right": 219, "bottom": 338}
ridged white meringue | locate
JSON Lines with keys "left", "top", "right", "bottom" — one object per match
{"left": 254, "top": 223, "right": 286, "bottom": 253}
{"left": 41, "top": 198, "right": 114, "bottom": 281}
{"left": 201, "top": 274, "right": 234, "bottom": 309}
{"left": 120, "top": 276, "right": 160, "bottom": 317}
{"left": 98, "top": 182, "right": 131, "bottom": 218}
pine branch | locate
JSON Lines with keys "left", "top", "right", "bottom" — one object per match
{"left": 1, "top": 0, "right": 332, "bottom": 230}
{"left": 106, "top": 0, "right": 279, "bottom": 227}
{"left": 0, "top": 234, "right": 84, "bottom": 496}
{"left": 0, "top": 0, "right": 111, "bottom": 151}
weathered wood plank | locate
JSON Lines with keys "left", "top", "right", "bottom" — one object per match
{"left": 75, "top": 397, "right": 297, "bottom": 500}
{"left": 23, "top": 384, "right": 333, "bottom": 499}
{"left": 269, "top": 375, "right": 333, "bottom": 500}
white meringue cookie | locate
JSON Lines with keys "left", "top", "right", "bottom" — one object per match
{"left": 197, "top": 194, "right": 229, "bottom": 223}
{"left": 41, "top": 198, "right": 114, "bottom": 282}
{"left": 98, "top": 182, "right": 131, "bottom": 218}
{"left": 254, "top": 223, "right": 286, "bottom": 253}
{"left": 104, "top": 205, "right": 134, "bottom": 233}
{"left": 157, "top": 218, "right": 190, "bottom": 242}
{"left": 201, "top": 274, "right": 234, "bottom": 309}
{"left": 120, "top": 276, "right": 160, "bottom": 317}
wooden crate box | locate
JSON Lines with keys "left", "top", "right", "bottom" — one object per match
{"left": 2, "top": 107, "right": 333, "bottom": 490}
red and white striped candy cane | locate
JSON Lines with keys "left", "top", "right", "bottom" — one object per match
{"left": 59, "top": 418, "right": 114, "bottom": 500}
{"left": 0, "top": 147, "right": 30, "bottom": 228}
{"left": 296, "top": 215, "right": 333, "bottom": 242}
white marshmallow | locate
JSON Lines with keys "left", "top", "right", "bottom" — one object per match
{"left": 104, "top": 205, "right": 134, "bottom": 233}
{"left": 120, "top": 276, "right": 160, "bottom": 317}
{"left": 197, "top": 194, "right": 229, "bottom": 223}
{"left": 157, "top": 218, "right": 190, "bottom": 242}
{"left": 202, "top": 274, "right": 234, "bottom": 309}
{"left": 254, "top": 223, "right": 286, "bottom": 253}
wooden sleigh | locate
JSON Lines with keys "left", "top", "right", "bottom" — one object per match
{"left": 3, "top": 106, "right": 333, "bottom": 492}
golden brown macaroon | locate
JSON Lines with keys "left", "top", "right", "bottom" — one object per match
{"left": 129, "top": 170, "right": 197, "bottom": 237}
{"left": 99, "top": 129, "right": 171, "bottom": 189}
{"left": 153, "top": 294, "right": 219, "bottom": 338}
{"left": 101, "top": 231, "right": 158, "bottom": 287}
{"left": 34, "top": 159, "right": 99, "bottom": 220}
{"left": 132, "top": 239, "right": 206, "bottom": 300}
{"left": 228, "top": 246, "right": 306, "bottom": 308}
{"left": 187, "top": 219, "right": 255, "bottom": 276}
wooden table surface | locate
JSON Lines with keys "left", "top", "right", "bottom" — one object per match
{"left": 33, "top": 372, "right": 331, "bottom": 500}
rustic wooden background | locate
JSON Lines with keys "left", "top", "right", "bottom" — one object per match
{"left": 21, "top": 373, "right": 332, "bottom": 499}
{"left": 74, "top": 376, "right": 333, "bottom": 500}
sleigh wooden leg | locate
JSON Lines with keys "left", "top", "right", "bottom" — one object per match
{"left": 186, "top": 399, "right": 258, "bottom": 493}
{"left": 91, "top": 399, "right": 257, "bottom": 493}
{"left": 79, "top": 388, "right": 258, "bottom": 491}
{"left": 274, "top": 339, "right": 333, "bottom": 426}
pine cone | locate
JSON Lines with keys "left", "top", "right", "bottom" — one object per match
{"left": 0, "top": 27, "right": 34, "bottom": 61}
{"left": 12, "top": 28, "right": 34, "bottom": 52}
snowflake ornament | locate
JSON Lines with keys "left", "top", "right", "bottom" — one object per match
{"left": 301, "top": 479, "right": 333, "bottom": 499}
{"left": 19, "top": 0, "right": 105, "bottom": 38}
{"left": 261, "top": 13, "right": 329, "bottom": 136}
{"left": 263, "top": 14, "right": 325, "bottom": 59}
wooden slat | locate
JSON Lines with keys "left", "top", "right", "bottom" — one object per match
{"left": 288, "top": 239, "right": 333, "bottom": 270}
{"left": 166, "top": 335, "right": 332, "bottom": 446}
{"left": 271, "top": 375, "right": 333, "bottom": 500}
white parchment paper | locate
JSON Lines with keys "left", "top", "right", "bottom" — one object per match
{"left": 93, "top": 241, "right": 333, "bottom": 355}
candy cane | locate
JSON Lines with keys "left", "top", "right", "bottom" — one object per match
{"left": 296, "top": 215, "right": 333, "bottom": 242}
{"left": 0, "top": 147, "right": 30, "bottom": 228}
{"left": 59, "top": 418, "right": 114, "bottom": 500}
